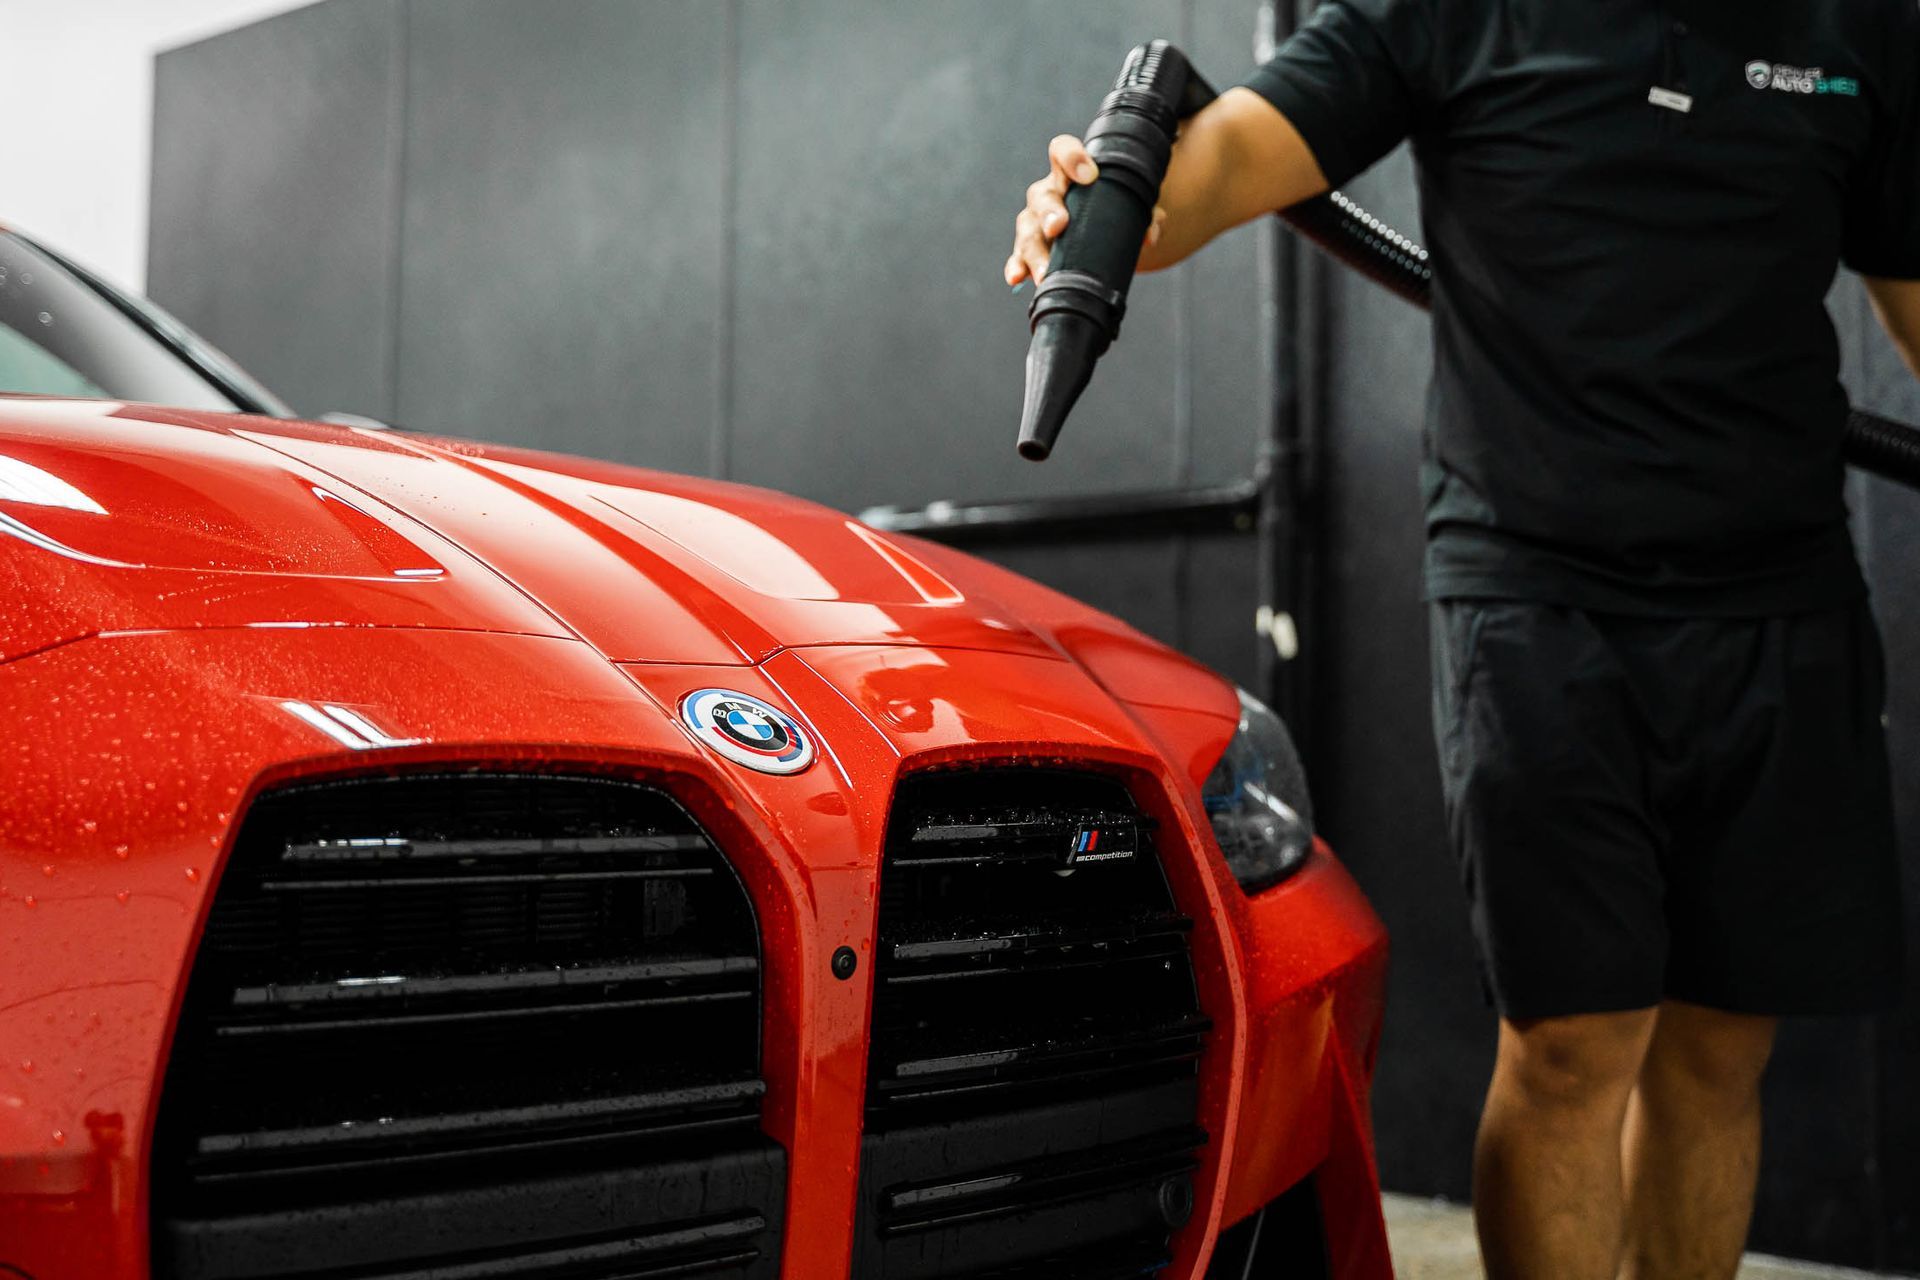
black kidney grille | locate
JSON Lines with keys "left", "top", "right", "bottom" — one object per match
{"left": 855, "top": 768, "right": 1210, "bottom": 1279}
{"left": 152, "top": 772, "right": 784, "bottom": 1280}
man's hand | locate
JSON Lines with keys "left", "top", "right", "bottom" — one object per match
{"left": 1003, "top": 135, "right": 1167, "bottom": 287}
{"left": 1003, "top": 89, "right": 1334, "bottom": 290}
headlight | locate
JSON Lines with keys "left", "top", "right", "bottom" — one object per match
{"left": 1202, "top": 688, "right": 1314, "bottom": 894}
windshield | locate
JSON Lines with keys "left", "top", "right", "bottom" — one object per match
{"left": 0, "top": 230, "right": 291, "bottom": 416}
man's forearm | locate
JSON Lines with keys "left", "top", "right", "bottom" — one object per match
{"left": 1866, "top": 276, "right": 1920, "bottom": 381}
{"left": 1138, "top": 87, "right": 1333, "bottom": 273}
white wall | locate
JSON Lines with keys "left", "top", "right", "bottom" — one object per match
{"left": 4, "top": 0, "right": 310, "bottom": 291}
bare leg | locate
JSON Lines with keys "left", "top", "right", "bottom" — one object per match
{"left": 1475, "top": 1008, "right": 1659, "bottom": 1280}
{"left": 1621, "top": 999, "right": 1778, "bottom": 1280}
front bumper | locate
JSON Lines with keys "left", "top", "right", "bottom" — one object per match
{"left": 0, "top": 629, "right": 1388, "bottom": 1278}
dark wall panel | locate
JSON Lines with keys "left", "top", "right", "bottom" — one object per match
{"left": 393, "top": 0, "right": 728, "bottom": 476}
{"left": 1176, "top": 4, "right": 1267, "bottom": 492}
{"left": 150, "top": 0, "right": 403, "bottom": 420}
{"left": 727, "top": 0, "right": 1266, "bottom": 515}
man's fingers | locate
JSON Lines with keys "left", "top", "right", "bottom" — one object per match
{"left": 1024, "top": 243, "right": 1053, "bottom": 283}
{"left": 1007, "top": 137, "right": 1093, "bottom": 288}
{"left": 1027, "top": 177, "right": 1069, "bottom": 240}
{"left": 1013, "top": 209, "right": 1044, "bottom": 284}
{"left": 1048, "top": 134, "right": 1098, "bottom": 186}
{"left": 1014, "top": 213, "right": 1053, "bottom": 283}
{"left": 1012, "top": 208, "right": 1051, "bottom": 283}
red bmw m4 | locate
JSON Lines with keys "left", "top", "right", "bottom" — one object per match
{"left": 0, "top": 225, "right": 1391, "bottom": 1279}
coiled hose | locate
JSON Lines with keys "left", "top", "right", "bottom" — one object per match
{"left": 1279, "top": 192, "right": 1920, "bottom": 491}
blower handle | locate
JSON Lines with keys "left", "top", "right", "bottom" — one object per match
{"left": 1017, "top": 42, "right": 1218, "bottom": 461}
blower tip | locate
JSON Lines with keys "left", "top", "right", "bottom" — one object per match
{"left": 1015, "top": 312, "right": 1107, "bottom": 463}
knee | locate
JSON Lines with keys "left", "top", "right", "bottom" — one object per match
{"left": 1641, "top": 1001, "right": 1777, "bottom": 1107}
{"left": 1492, "top": 1009, "right": 1657, "bottom": 1114}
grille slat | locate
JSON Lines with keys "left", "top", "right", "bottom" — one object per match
{"left": 208, "top": 986, "right": 755, "bottom": 1039}
{"left": 357, "top": 1238, "right": 762, "bottom": 1280}
{"left": 152, "top": 772, "right": 784, "bottom": 1280}
{"left": 241, "top": 1213, "right": 769, "bottom": 1280}
{"left": 281, "top": 832, "right": 714, "bottom": 862}
{"left": 880, "top": 1126, "right": 1205, "bottom": 1235}
{"left": 887, "top": 911, "right": 1191, "bottom": 962}
{"left": 258, "top": 868, "right": 710, "bottom": 890}
{"left": 854, "top": 768, "right": 1209, "bottom": 1279}
{"left": 191, "top": 1080, "right": 768, "bottom": 1164}
{"left": 228, "top": 954, "right": 756, "bottom": 1008}
{"left": 879, "top": 1013, "right": 1211, "bottom": 1102}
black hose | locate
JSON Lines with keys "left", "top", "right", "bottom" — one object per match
{"left": 1844, "top": 407, "right": 1920, "bottom": 486}
{"left": 1282, "top": 192, "right": 1431, "bottom": 310}
{"left": 1278, "top": 191, "right": 1920, "bottom": 491}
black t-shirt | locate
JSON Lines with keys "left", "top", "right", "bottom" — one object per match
{"left": 1242, "top": 0, "right": 1920, "bottom": 615}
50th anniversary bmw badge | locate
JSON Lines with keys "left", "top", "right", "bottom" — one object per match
{"left": 679, "top": 689, "right": 817, "bottom": 775}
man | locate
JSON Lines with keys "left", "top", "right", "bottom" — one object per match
{"left": 1008, "top": 4, "right": 1919, "bottom": 1277}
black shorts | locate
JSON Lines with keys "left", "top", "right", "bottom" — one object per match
{"left": 1430, "top": 598, "right": 1904, "bottom": 1020}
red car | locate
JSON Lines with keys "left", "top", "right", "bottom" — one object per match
{"left": 0, "top": 224, "right": 1391, "bottom": 1279}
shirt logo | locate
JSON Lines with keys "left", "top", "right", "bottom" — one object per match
{"left": 680, "top": 688, "right": 816, "bottom": 775}
{"left": 1744, "top": 59, "right": 1860, "bottom": 97}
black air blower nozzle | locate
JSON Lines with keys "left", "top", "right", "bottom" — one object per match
{"left": 1017, "top": 41, "right": 1216, "bottom": 461}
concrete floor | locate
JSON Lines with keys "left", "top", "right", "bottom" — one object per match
{"left": 1382, "top": 1195, "right": 1894, "bottom": 1280}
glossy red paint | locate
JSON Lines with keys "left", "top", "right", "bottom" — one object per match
{"left": 0, "top": 396, "right": 1389, "bottom": 1278}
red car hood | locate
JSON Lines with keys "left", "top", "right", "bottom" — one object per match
{"left": 0, "top": 398, "right": 1057, "bottom": 666}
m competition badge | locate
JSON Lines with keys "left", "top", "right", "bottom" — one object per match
{"left": 680, "top": 689, "right": 816, "bottom": 775}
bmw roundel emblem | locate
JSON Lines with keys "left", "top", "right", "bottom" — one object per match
{"left": 679, "top": 689, "right": 816, "bottom": 775}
